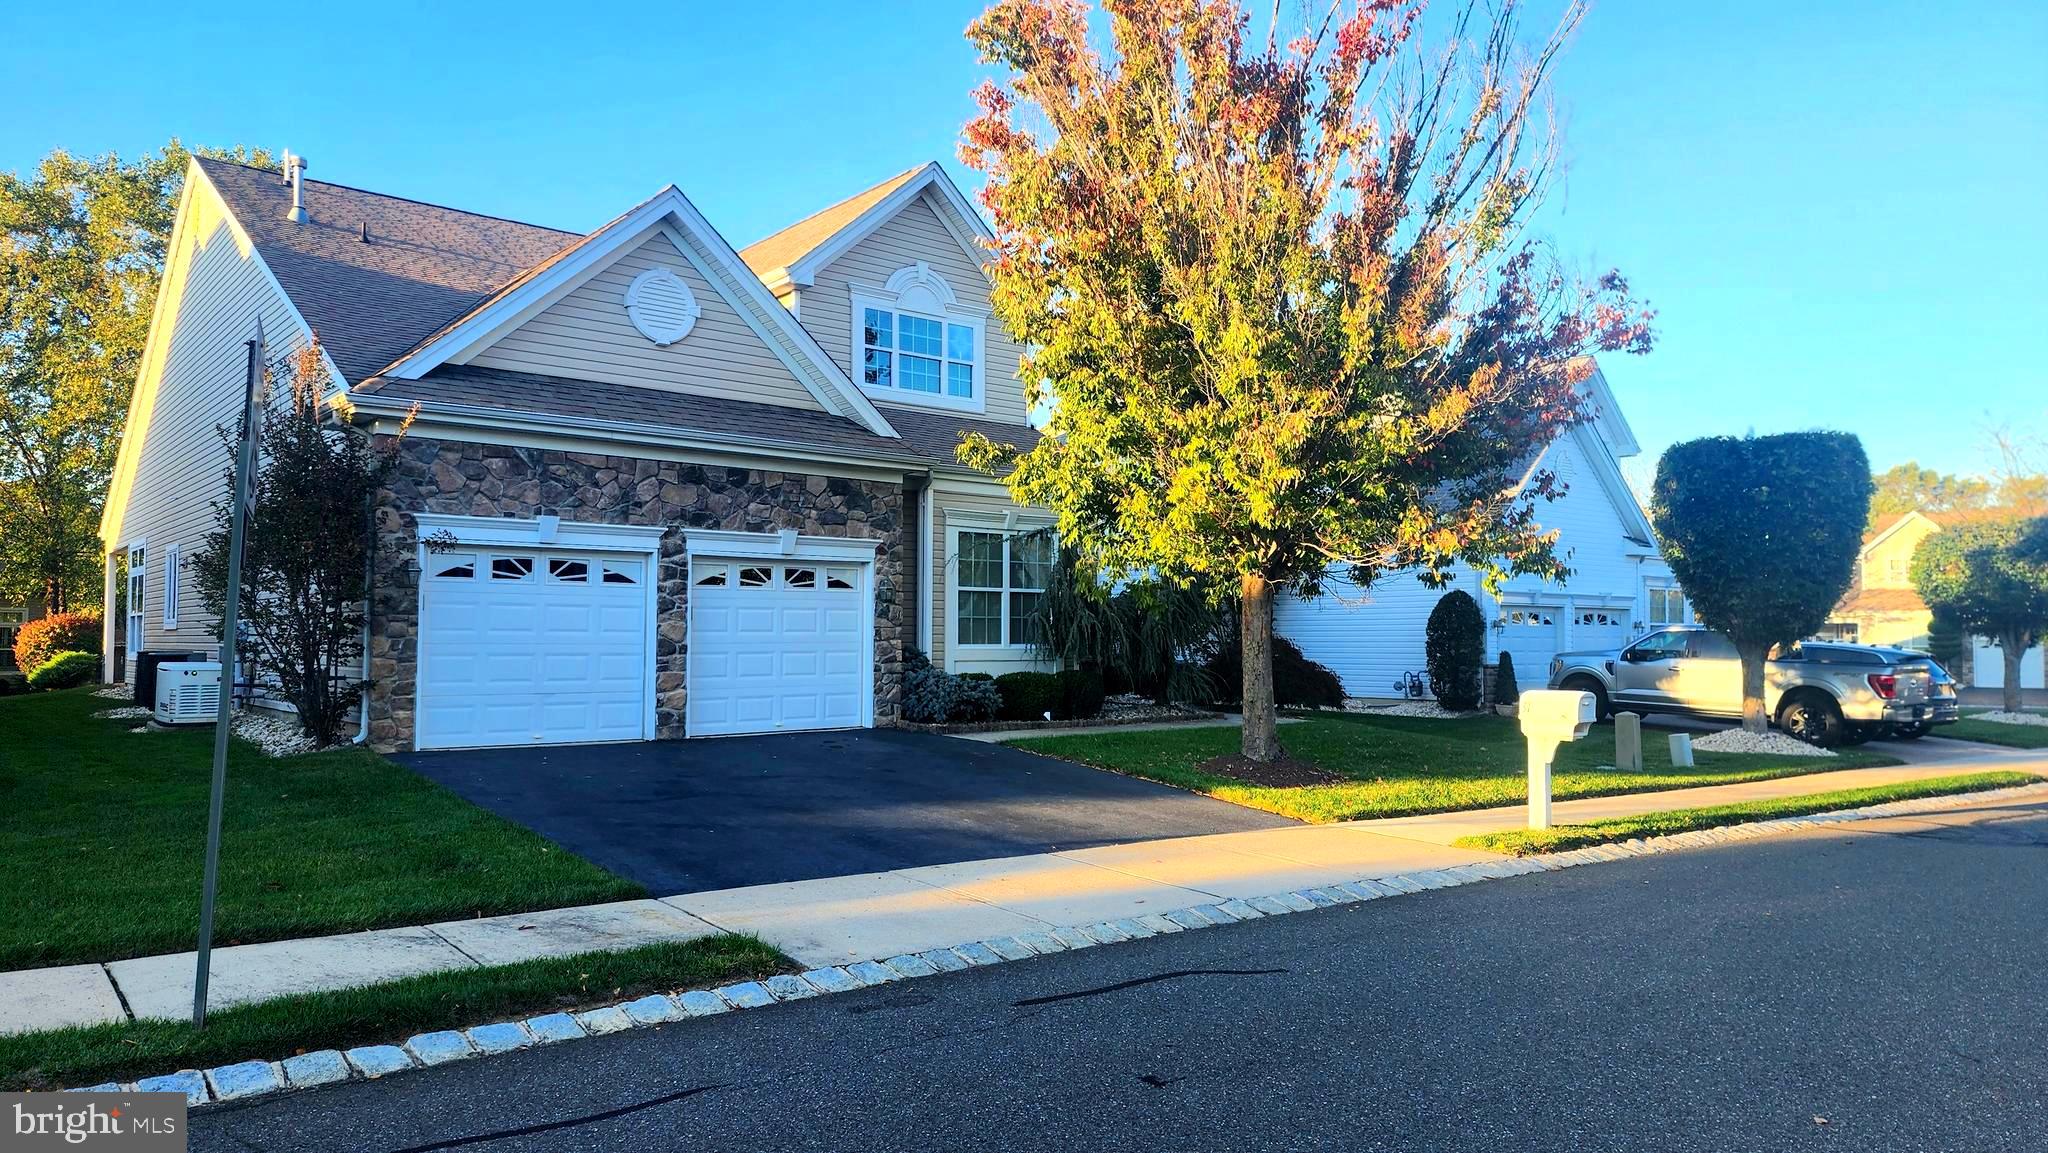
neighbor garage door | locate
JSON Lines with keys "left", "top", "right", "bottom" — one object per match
{"left": 416, "top": 550, "right": 652, "bottom": 750}
{"left": 687, "top": 559, "right": 868, "bottom": 737}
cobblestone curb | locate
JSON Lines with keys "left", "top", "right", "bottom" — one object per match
{"left": 70, "top": 780, "right": 2048, "bottom": 1107}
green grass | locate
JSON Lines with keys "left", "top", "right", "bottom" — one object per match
{"left": 1008, "top": 711, "right": 1901, "bottom": 823}
{"left": 1452, "top": 770, "right": 2039, "bottom": 857}
{"left": 1939, "top": 717, "right": 2048, "bottom": 748}
{"left": 0, "top": 935, "right": 791, "bottom": 1092}
{"left": 0, "top": 688, "right": 643, "bottom": 970}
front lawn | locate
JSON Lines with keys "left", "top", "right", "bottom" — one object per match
{"left": 1455, "top": 770, "right": 2039, "bottom": 856}
{"left": 0, "top": 689, "right": 643, "bottom": 970}
{"left": 1008, "top": 712, "right": 1901, "bottom": 823}
{"left": 0, "top": 935, "right": 790, "bottom": 1092}
{"left": 1938, "top": 718, "right": 2048, "bottom": 749}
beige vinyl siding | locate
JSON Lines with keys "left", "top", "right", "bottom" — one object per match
{"left": 802, "top": 194, "right": 1030, "bottom": 427}
{"left": 110, "top": 176, "right": 311, "bottom": 656}
{"left": 930, "top": 477, "right": 1054, "bottom": 674}
{"left": 470, "top": 228, "right": 825, "bottom": 412}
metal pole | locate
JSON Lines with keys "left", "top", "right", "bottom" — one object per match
{"left": 194, "top": 329, "right": 263, "bottom": 1028}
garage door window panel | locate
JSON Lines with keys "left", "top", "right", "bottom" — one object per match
{"left": 548, "top": 559, "right": 589, "bottom": 583}
{"left": 491, "top": 556, "right": 535, "bottom": 581}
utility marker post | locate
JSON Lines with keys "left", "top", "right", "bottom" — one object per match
{"left": 1517, "top": 690, "right": 1598, "bottom": 830}
{"left": 194, "top": 327, "right": 264, "bottom": 1028}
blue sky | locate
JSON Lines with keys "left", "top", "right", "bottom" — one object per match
{"left": 7, "top": 0, "right": 2042, "bottom": 481}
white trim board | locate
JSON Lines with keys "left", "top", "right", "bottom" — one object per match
{"left": 765, "top": 165, "right": 997, "bottom": 294}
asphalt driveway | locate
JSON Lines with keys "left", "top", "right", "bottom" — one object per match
{"left": 397, "top": 727, "right": 1292, "bottom": 896}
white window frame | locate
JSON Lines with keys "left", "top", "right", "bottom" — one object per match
{"left": 161, "top": 544, "right": 181, "bottom": 629}
{"left": 125, "top": 541, "right": 147, "bottom": 658}
{"left": 944, "top": 518, "right": 1054, "bottom": 657}
{"left": 1647, "top": 586, "right": 1689, "bottom": 626}
{"left": 849, "top": 262, "right": 987, "bottom": 414}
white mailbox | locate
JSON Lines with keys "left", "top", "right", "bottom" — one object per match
{"left": 1517, "top": 688, "right": 1598, "bottom": 829}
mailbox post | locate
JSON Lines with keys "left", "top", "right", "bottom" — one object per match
{"left": 1516, "top": 689, "right": 1598, "bottom": 829}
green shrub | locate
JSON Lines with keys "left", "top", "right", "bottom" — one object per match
{"left": 1202, "top": 631, "right": 1345, "bottom": 708}
{"left": 12, "top": 610, "right": 101, "bottom": 675}
{"left": 995, "top": 671, "right": 1063, "bottom": 721}
{"left": 1494, "top": 651, "right": 1521, "bottom": 705}
{"left": 1055, "top": 667, "right": 1107, "bottom": 720}
{"left": 27, "top": 651, "right": 99, "bottom": 691}
{"left": 1425, "top": 591, "right": 1486, "bottom": 710}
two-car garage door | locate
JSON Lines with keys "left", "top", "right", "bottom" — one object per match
{"left": 416, "top": 543, "right": 871, "bottom": 750}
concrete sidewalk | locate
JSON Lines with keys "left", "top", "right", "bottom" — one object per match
{"left": 8, "top": 753, "right": 2040, "bottom": 1038}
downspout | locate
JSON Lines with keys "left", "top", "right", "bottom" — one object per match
{"left": 355, "top": 486, "right": 375, "bottom": 746}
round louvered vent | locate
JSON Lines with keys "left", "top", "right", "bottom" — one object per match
{"left": 624, "top": 266, "right": 702, "bottom": 345}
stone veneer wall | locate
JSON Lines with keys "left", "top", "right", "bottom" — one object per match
{"left": 367, "top": 434, "right": 905, "bottom": 751}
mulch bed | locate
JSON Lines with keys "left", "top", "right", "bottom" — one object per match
{"left": 1195, "top": 752, "right": 1342, "bottom": 788}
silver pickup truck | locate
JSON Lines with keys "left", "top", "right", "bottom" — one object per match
{"left": 1546, "top": 624, "right": 1958, "bottom": 747}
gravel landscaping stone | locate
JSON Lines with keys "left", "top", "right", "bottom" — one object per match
{"left": 1978, "top": 710, "right": 2048, "bottom": 727}
{"left": 1690, "top": 728, "right": 1836, "bottom": 756}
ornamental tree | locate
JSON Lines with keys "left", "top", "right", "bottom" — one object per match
{"left": 1911, "top": 519, "right": 2048, "bottom": 713}
{"left": 1650, "top": 432, "right": 1872, "bottom": 733}
{"left": 960, "top": 0, "right": 1654, "bottom": 762}
{"left": 192, "top": 344, "right": 407, "bottom": 745}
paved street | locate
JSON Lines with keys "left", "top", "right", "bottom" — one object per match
{"left": 189, "top": 796, "right": 2048, "bottom": 1152}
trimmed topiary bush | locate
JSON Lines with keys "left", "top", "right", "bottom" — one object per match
{"left": 1055, "top": 667, "right": 1107, "bottom": 720}
{"left": 12, "top": 610, "right": 101, "bottom": 676}
{"left": 27, "top": 650, "right": 99, "bottom": 691}
{"left": 1494, "top": 650, "right": 1521, "bottom": 706}
{"left": 1425, "top": 591, "right": 1486, "bottom": 710}
{"left": 994, "top": 671, "right": 1063, "bottom": 721}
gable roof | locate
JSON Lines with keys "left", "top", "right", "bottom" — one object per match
{"left": 738, "top": 166, "right": 926, "bottom": 286}
{"left": 366, "top": 185, "right": 897, "bottom": 437}
{"left": 194, "top": 157, "right": 579, "bottom": 384}
{"left": 739, "top": 162, "right": 994, "bottom": 294}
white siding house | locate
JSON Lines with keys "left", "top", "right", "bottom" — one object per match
{"left": 1276, "top": 367, "right": 1687, "bottom": 698}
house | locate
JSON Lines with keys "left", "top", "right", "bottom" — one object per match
{"left": 1824, "top": 509, "right": 2046, "bottom": 690}
{"left": 1275, "top": 364, "right": 1688, "bottom": 698}
{"left": 0, "top": 595, "right": 43, "bottom": 671}
{"left": 1820, "top": 511, "right": 1946, "bottom": 648}
{"left": 99, "top": 155, "right": 1056, "bottom": 750}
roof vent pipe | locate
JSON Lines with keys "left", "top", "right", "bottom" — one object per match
{"left": 278, "top": 149, "right": 294, "bottom": 184}
{"left": 285, "top": 154, "right": 309, "bottom": 224}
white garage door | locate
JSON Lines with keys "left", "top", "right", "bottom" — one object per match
{"left": 688, "top": 559, "right": 867, "bottom": 737}
{"left": 1499, "top": 606, "right": 1562, "bottom": 694}
{"left": 417, "top": 550, "right": 652, "bottom": 750}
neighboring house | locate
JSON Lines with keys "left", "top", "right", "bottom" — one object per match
{"left": 0, "top": 596, "right": 44, "bottom": 671}
{"left": 1821, "top": 511, "right": 1945, "bottom": 648}
{"left": 1826, "top": 509, "right": 2046, "bottom": 689}
{"left": 100, "top": 156, "right": 1053, "bottom": 750}
{"left": 1275, "top": 364, "right": 1687, "bottom": 698}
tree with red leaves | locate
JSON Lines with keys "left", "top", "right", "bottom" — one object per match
{"left": 959, "top": 0, "right": 1655, "bottom": 763}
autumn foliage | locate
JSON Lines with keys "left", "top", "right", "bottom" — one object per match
{"left": 12, "top": 609, "right": 101, "bottom": 675}
{"left": 960, "top": 0, "right": 1654, "bottom": 759}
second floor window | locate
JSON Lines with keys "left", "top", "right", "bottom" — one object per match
{"left": 863, "top": 307, "right": 975, "bottom": 400}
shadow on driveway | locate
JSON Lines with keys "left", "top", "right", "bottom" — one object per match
{"left": 397, "top": 728, "right": 1292, "bottom": 895}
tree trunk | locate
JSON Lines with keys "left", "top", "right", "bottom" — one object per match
{"left": 1738, "top": 642, "right": 1770, "bottom": 734}
{"left": 2003, "top": 633, "right": 2026, "bottom": 715}
{"left": 1240, "top": 574, "right": 1281, "bottom": 763}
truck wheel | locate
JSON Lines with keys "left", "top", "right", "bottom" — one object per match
{"left": 1776, "top": 693, "right": 1844, "bottom": 748}
{"left": 1561, "top": 675, "right": 1611, "bottom": 721}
